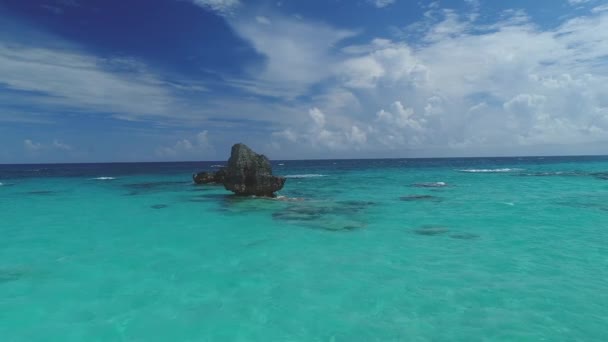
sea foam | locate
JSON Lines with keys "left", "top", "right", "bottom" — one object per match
{"left": 412, "top": 182, "right": 447, "bottom": 188}
{"left": 457, "top": 168, "right": 523, "bottom": 173}
{"left": 92, "top": 177, "right": 116, "bottom": 180}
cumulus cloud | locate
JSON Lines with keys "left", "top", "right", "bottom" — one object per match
{"left": 272, "top": 107, "right": 368, "bottom": 151}
{"left": 156, "top": 131, "right": 213, "bottom": 159}
{"left": 24, "top": 139, "right": 42, "bottom": 152}
{"left": 270, "top": 6, "right": 608, "bottom": 156}
{"left": 24, "top": 139, "right": 72, "bottom": 152}
{"left": 52, "top": 139, "right": 73, "bottom": 151}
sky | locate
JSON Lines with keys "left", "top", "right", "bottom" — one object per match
{"left": 1, "top": 0, "right": 608, "bottom": 163}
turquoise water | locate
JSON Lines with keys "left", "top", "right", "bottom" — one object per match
{"left": 1, "top": 157, "right": 607, "bottom": 341}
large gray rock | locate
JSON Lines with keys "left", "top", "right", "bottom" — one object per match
{"left": 223, "top": 143, "right": 285, "bottom": 197}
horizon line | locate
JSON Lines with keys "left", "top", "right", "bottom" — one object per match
{"left": 1, "top": 153, "right": 607, "bottom": 166}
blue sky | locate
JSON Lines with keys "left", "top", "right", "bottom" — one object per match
{"left": 1, "top": 0, "right": 607, "bottom": 163}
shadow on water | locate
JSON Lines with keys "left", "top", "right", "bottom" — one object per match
{"left": 450, "top": 233, "right": 480, "bottom": 240}
{"left": 271, "top": 200, "right": 374, "bottom": 232}
{"left": 189, "top": 191, "right": 374, "bottom": 232}
{"left": 515, "top": 170, "right": 608, "bottom": 180}
{"left": 591, "top": 172, "right": 608, "bottom": 180}
{"left": 413, "top": 226, "right": 450, "bottom": 236}
{"left": 150, "top": 204, "right": 169, "bottom": 209}
{"left": 412, "top": 226, "right": 481, "bottom": 240}
{"left": 400, "top": 195, "right": 443, "bottom": 202}
{"left": 123, "top": 181, "right": 191, "bottom": 196}
{"left": 554, "top": 194, "right": 608, "bottom": 212}
{"left": 26, "top": 190, "right": 56, "bottom": 195}
{"left": 0, "top": 269, "right": 24, "bottom": 283}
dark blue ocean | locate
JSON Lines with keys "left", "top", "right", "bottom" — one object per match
{"left": 1, "top": 156, "right": 607, "bottom": 340}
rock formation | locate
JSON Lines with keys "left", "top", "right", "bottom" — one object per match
{"left": 192, "top": 168, "right": 226, "bottom": 184}
{"left": 223, "top": 143, "right": 285, "bottom": 197}
{"left": 192, "top": 143, "right": 285, "bottom": 197}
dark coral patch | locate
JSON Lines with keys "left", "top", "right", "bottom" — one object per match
{"left": 413, "top": 226, "right": 450, "bottom": 236}
{"left": 400, "top": 195, "right": 441, "bottom": 202}
{"left": 151, "top": 204, "right": 168, "bottom": 209}
{"left": 450, "top": 233, "right": 480, "bottom": 240}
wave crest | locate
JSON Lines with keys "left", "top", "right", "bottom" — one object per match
{"left": 412, "top": 182, "right": 447, "bottom": 188}
{"left": 457, "top": 168, "right": 523, "bottom": 173}
{"left": 92, "top": 177, "right": 116, "bottom": 180}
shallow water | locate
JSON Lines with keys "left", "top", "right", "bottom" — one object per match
{"left": 1, "top": 156, "right": 607, "bottom": 340}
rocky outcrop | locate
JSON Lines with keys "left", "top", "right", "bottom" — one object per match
{"left": 192, "top": 168, "right": 226, "bottom": 185}
{"left": 223, "top": 143, "right": 285, "bottom": 197}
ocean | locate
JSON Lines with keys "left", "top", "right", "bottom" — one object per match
{"left": 1, "top": 156, "right": 607, "bottom": 341}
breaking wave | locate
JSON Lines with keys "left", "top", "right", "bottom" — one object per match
{"left": 92, "top": 177, "right": 116, "bottom": 180}
{"left": 457, "top": 168, "right": 523, "bottom": 173}
{"left": 412, "top": 182, "right": 447, "bottom": 188}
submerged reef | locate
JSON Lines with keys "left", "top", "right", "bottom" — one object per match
{"left": 413, "top": 226, "right": 450, "bottom": 235}
{"left": 400, "top": 195, "right": 442, "bottom": 202}
{"left": 0, "top": 269, "right": 24, "bottom": 283}
{"left": 271, "top": 200, "right": 371, "bottom": 231}
{"left": 450, "top": 233, "right": 480, "bottom": 240}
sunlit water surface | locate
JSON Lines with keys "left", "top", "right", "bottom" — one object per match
{"left": 1, "top": 157, "right": 607, "bottom": 340}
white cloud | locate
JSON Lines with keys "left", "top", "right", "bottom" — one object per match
{"left": 272, "top": 107, "right": 369, "bottom": 151}
{"left": 227, "top": 14, "right": 356, "bottom": 97}
{"left": 271, "top": 6, "right": 608, "bottom": 156}
{"left": 347, "top": 125, "right": 367, "bottom": 145}
{"left": 0, "top": 43, "right": 177, "bottom": 120}
{"left": 255, "top": 16, "right": 271, "bottom": 25}
{"left": 568, "top": 0, "right": 592, "bottom": 5}
{"left": 190, "top": 0, "right": 240, "bottom": 15}
{"left": 156, "top": 130, "right": 213, "bottom": 159}
{"left": 368, "top": 0, "right": 396, "bottom": 8}
{"left": 24, "top": 139, "right": 72, "bottom": 152}
{"left": 272, "top": 128, "right": 298, "bottom": 142}
{"left": 309, "top": 107, "right": 326, "bottom": 127}
{"left": 592, "top": 4, "right": 608, "bottom": 13}
{"left": 24, "top": 139, "right": 42, "bottom": 152}
{"left": 52, "top": 139, "right": 73, "bottom": 151}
